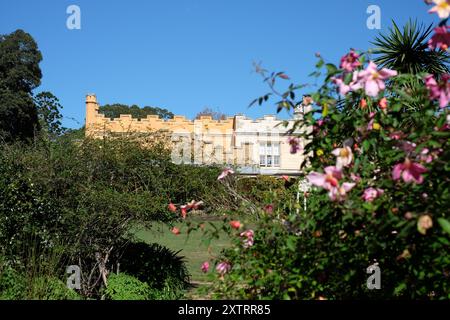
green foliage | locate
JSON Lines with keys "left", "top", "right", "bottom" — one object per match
{"left": 0, "top": 266, "right": 26, "bottom": 300}
{"left": 34, "top": 91, "right": 65, "bottom": 138}
{"left": 372, "top": 20, "right": 449, "bottom": 75}
{"left": 0, "top": 133, "right": 231, "bottom": 298}
{"left": 28, "top": 276, "right": 81, "bottom": 300}
{"left": 0, "top": 29, "right": 42, "bottom": 141}
{"left": 99, "top": 103, "right": 174, "bottom": 120}
{"left": 208, "top": 41, "right": 449, "bottom": 299}
{"left": 104, "top": 273, "right": 151, "bottom": 300}
{"left": 117, "top": 241, "right": 190, "bottom": 299}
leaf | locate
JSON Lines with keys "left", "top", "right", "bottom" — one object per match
{"left": 438, "top": 218, "right": 450, "bottom": 236}
{"left": 286, "top": 237, "right": 296, "bottom": 251}
{"left": 325, "top": 63, "right": 338, "bottom": 76}
{"left": 322, "top": 104, "right": 329, "bottom": 117}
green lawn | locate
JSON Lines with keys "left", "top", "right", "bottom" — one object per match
{"left": 133, "top": 217, "right": 231, "bottom": 284}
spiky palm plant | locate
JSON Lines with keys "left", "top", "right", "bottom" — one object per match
{"left": 371, "top": 20, "right": 449, "bottom": 75}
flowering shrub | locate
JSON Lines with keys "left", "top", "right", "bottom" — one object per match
{"left": 206, "top": 8, "right": 450, "bottom": 299}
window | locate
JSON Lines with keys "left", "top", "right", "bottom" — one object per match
{"left": 259, "top": 142, "right": 280, "bottom": 167}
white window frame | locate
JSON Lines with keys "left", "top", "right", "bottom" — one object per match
{"left": 259, "top": 142, "right": 280, "bottom": 167}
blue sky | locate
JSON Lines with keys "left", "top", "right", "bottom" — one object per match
{"left": 0, "top": 0, "right": 437, "bottom": 129}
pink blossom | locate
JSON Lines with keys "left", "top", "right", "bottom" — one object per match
{"left": 354, "top": 61, "right": 398, "bottom": 97}
{"left": 350, "top": 173, "right": 361, "bottom": 183}
{"left": 331, "top": 146, "right": 353, "bottom": 169}
{"left": 201, "top": 261, "right": 209, "bottom": 273}
{"left": 328, "top": 182, "right": 356, "bottom": 202}
{"left": 362, "top": 187, "right": 384, "bottom": 202}
{"left": 229, "top": 220, "right": 242, "bottom": 230}
{"left": 420, "top": 148, "right": 434, "bottom": 163}
{"left": 240, "top": 229, "right": 255, "bottom": 248}
{"left": 216, "top": 261, "right": 231, "bottom": 275}
{"left": 331, "top": 73, "right": 361, "bottom": 96}
{"left": 424, "top": 74, "right": 450, "bottom": 108}
{"left": 339, "top": 50, "right": 361, "bottom": 72}
{"left": 307, "top": 167, "right": 355, "bottom": 201}
{"left": 392, "top": 158, "right": 427, "bottom": 184}
{"left": 399, "top": 141, "right": 417, "bottom": 153}
{"left": 171, "top": 227, "right": 181, "bottom": 235}
{"left": 389, "top": 131, "right": 405, "bottom": 140}
{"left": 180, "top": 205, "right": 187, "bottom": 219}
{"left": 264, "top": 204, "right": 274, "bottom": 214}
{"left": 217, "top": 167, "right": 234, "bottom": 180}
{"left": 378, "top": 97, "right": 388, "bottom": 110}
{"left": 288, "top": 137, "right": 301, "bottom": 154}
{"left": 168, "top": 203, "right": 177, "bottom": 213}
{"left": 428, "top": 26, "right": 450, "bottom": 50}
{"left": 428, "top": 0, "right": 450, "bottom": 19}
{"left": 307, "top": 166, "right": 342, "bottom": 190}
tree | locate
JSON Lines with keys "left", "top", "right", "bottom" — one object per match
{"left": 34, "top": 91, "right": 65, "bottom": 138}
{"left": 195, "top": 107, "right": 227, "bottom": 120}
{"left": 371, "top": 20, "right": 449, "bottom": 75}
{"left": 99, "top": 104, "right": 174, "bottom": 120}
{"left": 0, "top": 29, "right": 42, "bottom": 141}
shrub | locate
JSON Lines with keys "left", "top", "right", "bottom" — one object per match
{"left": 0, "top": 266, "right": 26, "bottom": 300}
{"left": 117, "top": 241, "right": 191, "bottom": 299}
{"left": 207, "top": 18, "right": 450, "bottom": 299}
{"left": 104, "top": 273, "right": 151, "bottom": 300}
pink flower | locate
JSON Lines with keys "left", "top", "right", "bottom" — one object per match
{"left": 307, "top": 166, "right": 355, "bottom": 201}
{"left": 216, "top": 261, "right": 231, "bottom": 275}
{"left": 288, "top": 137, "right": 301, "bottom": 154}
{"left": 378, "top": 97, "right": 388, "bottom": 110}
{"left": 350, "top": 173, "right": 361, "bottom": 183}
{"left": 332, "top": 146, "right": 353, "bottom": 169}
{"left": 307, "top": 166, "right": 342, "bottom": 190}
{"left": 339, "top": 50, "right": 361, "bottom": 72}
{"left": 428, "top": 0, "right": 450, "bottom": 19}
{"left": 217, "top": 167, "right": 234, "bottom": 180}
{"left": 428, "top": 26, "right": 450, "bottom": 50}
{"left": 229, "top": 220, "right": 241, "bottom": 229}
{"left": 362, "top": 187, "right": 384, "bottom": 202}
{"left": 264, "top": 204, "right": 274, "bottom": 214}
{"left": 399, "top": 141, "right": 417, "bottom": 153}
{"left": 186, "top": 200, "right": 204, "bottom": 210}
{"left": 328, "top": 182, "right": 356, "bottom": 201}
{"left": 424, "top": 74, "right": 450, "bottom": 108}
{"left": 420, "top": 148, "right": 434, "bottom": 163}
{"left": 331, "top": 73, "right": 360, "bottom": 96}
{"left": 354, "top": 61, "right": 398, "bottom": 97}
{"left": 168, "top": 203, "right": 177, "bottom": 213}
{"left": 240, "top": 229, "right": 254, "bottom": 248}
{"left": 180, "top": 205, "right": 187, "bottom": 219}
{"left": 171, "top": 227, "right": 181, "bottom": 235}
{"left": 389, "top": 131, "right": 405, "bottom": 140}
{"left": 201, "top": 261, "right": 209, "bottom": 273}
{"left": 392, "top": 158, "right": 427, "bottom": 184}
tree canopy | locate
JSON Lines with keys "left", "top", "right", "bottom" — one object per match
{"left": 0, "top": 29, "right": 42, "bottom": 141}
{"left": 99, "top": 103, "right": 174, "bottom": 120}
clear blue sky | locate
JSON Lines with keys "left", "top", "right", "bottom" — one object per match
{"left": 0, "top": 0, "right": 437, "bottom": 129}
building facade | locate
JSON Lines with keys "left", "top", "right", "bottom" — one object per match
{"left": 85, "top": 94, "right": 311, "bottom": 175}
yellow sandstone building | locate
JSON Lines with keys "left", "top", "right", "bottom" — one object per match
{"left": 85, "top": 94, "right": 311, "bottom": 175}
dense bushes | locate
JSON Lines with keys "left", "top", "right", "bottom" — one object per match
{"left": 0, "top": 133, "right": 231, "bottom": 299}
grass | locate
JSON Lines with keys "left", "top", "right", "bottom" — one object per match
{"left": 133, "top": 217, "right": 231, "bottom": 284}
